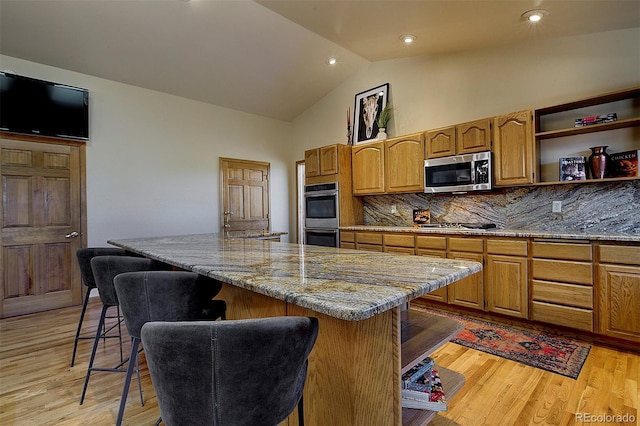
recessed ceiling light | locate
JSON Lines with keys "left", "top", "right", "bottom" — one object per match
{"left": 327, "top": 57, "right": 337, "bottom": 66}
{"left": 522, "top": 9, "right": 549, "bottom": 22}
{"left": 400, "top": 34, "right": 416, "bottom": 44}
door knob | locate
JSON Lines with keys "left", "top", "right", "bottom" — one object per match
{"left": 65, "top": 231, "right": 79, "bottom": 238}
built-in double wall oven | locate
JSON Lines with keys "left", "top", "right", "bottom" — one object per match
{"left": 304, "top": 182, "right": 339, "bottom": 247}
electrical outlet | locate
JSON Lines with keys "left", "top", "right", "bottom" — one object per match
{"left": 391, "top": 204, "right": 397, "bottom": 214}
{"left": 552, "top": 201, "right": 562, "bottom": 213}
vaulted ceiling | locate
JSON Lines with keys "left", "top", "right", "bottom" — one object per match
{"left": 1, "top": 0, "right": 638, "bottom": 121}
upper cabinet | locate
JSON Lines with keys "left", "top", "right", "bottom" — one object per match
{"left": 493, "top": 110, "right": 536, "bottom": 186}
{"left": 385, "top": 133, "right": 425, "bottom": 193}
{"left": 457, "top": 118, "right": 492, "bottom": 154}
{"left": 535, "top": 87, "right": 640, "bottom": 184}
{"left": 425, "top": 126, "right": 455, "bottom": 158}
{"left": 305, "top": 145, "right": 338, "bottom": 179}
{"left": 305, "top": 144, "right": 352, "bottom": 185}
{"left": 426, "top": 119, "right": 491, "bottom": 159}
{"left": 352, "top": 141, "right": 385, "bottom": 195}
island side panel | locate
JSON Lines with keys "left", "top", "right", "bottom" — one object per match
{"left": 287, "top": 304, "right": 401, "bottom": 426}
{"left": 217, "top": 283, "right": 287, "bottom": 319}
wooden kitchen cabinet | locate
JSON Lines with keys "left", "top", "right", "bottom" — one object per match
{"left": 355, "top": 231, "right": 383, "bottom": 252}
{"left": 340, "top": 231, "right": 355, "bottom": 249}
{"left": 447, "top": 237, "right": 484, "bottom": 310}
{"left": 531, "top": 240, "right": 594, "bottom": 332}
{"left": 493, "top": 110, "right": 536, "bottom": 186}
{"left": 305, "top": 144, "right": 350, "bottom": 184}
{"left": 598, "top": 244, "right": 640, "bottom": 343}
{"left": 384, "top": 133, "right": 425, "bottom": 193}
{"left": 485, "top": 239, "right": 528, "bottom": 318}
{"left": 416, "top": 236, "right": 448, "bottom": 303}
{"left": 383, "top": 233, "right": 415, "bottom": 255}
{"left": 425, "top": 126, "right": 455, "bottom": 158}
{"left": 352, "top": 142, "right": 385, "bottom": 195}
{"left": 456, "top": 118, "right": 492, "bottom": 154}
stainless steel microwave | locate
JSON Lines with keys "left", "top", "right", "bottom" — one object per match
{"left": 424, "top": 151, "right": 492, "bottom": 193}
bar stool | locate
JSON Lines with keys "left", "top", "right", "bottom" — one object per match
{"left": 72, "top": 247, "right": 136, "bottom": 367}
{"left": 113, "top": 270, "right": 226, "bottom": 426}
{"left": 141, "top": 316, "right": 318, "bottom": 426}
{"left": 79, "top": 256, "right": 171, "bottom": 408}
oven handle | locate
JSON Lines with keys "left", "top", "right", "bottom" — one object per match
{"left": 305, "top": 228, "right": 338, "bottom": 233}
{"left": 304, "top": 190, "right": 338, "bottom": 198}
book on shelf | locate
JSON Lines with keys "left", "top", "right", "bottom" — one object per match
{"left": 574, "top": 112, "right": 617, "bottom": 127}
{"left": 401, "top": 368, "right": 447, "bottom": 412}
{"left": 609, "top": 149, "right": 639, "bottom": 178}
{"left": 559, "top": 156, "right": 587, "bottom": 181}
{"left": 402, "top": 356, "right": 435, "bottom": 388}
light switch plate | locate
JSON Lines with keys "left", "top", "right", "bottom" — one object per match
{"left": 552, "top": 201, "right": 562, "bottom": 213}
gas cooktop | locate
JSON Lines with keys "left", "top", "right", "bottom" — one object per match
{"left": 419, "top": 223, "right": 497, "bottom": 229}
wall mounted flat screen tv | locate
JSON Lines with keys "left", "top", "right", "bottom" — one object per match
{"left": 0, "top": 72, "right": 89, "bottom": 140}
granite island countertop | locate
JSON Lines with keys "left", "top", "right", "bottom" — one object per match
{"left": 340, "top": 225, "right": 640, "bottom": 243}
{"left": 107, "top": 233, "right": 482, "bottom": 321}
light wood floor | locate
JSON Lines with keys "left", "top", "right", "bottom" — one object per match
{"left": 0, "top": 299, "right": 638, "bottom": 426}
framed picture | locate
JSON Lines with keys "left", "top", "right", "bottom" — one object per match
{"left": 353, "top": 83, "right": 389, "bottom": 145}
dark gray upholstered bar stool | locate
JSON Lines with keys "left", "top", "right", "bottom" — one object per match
{"left": 79, "top": 256, "right": 172, "bottom": 410}
{"left": 141, "top": 316, "right": 319, "bottom": 426}
{"left": 113, "top": 270, "right": 227, "bottom": 426}
{"left": 72, "top": 247, "right": 137, "bottom": 367}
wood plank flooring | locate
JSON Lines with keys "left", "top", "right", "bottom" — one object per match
{"left": 1, "top": 299, "right": 638, "bottom": 425}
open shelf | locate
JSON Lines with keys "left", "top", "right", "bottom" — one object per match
{"left": 535, "top": 117, "right": 640, "bottom": 140}
{"left": 401, "top": 308, "right": 466, "bottom": 426}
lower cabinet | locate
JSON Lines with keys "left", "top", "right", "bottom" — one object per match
{"left": 531, "top": 240, "right": 594, "bottom": 332}
{"left": 485, "top": 239, "right": 528, "bottom": 318}
{"left": 447, "top": 237, "right": 484, "bottom": 310}
{"left": 340, "top": 229, "right": 639, "bottom": 344}
{"left": 598, "top": 244, "right": 640, "bottom": 343}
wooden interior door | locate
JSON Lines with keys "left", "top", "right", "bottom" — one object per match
{"left": 220, "top": 158, "right": 270, "bottom": 232}
{"left": 1, "top": 138, "right": 83, "bottom": 318}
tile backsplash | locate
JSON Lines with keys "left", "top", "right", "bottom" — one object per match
{"left": 364, "top": 180, "right": 640, "bottom": 234}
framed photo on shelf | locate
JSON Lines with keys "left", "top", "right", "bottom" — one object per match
{"left": 353, "top": 83, "right": 389, "bottom": 145}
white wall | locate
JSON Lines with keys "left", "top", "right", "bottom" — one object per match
{"left": 291, "top": 27, "right": 640, "bottom": 151}
{"left": 1, "top": 55, "right": 293, "bottom": 245}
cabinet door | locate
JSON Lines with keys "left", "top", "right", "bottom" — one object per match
{"left": 384, "top": 133, "right": 425, "bottom": 193}
{"left": 486, "top": 254, "right": 528, "bottom": 318}
{"left": 598, "top": 264, "right": 640, "bottom": 342}
{"left": 456, "top": 118, "right": 491, "bottom": 154}
{"left": 426, "top": 127, "right": 455, "bottom": 158}
{"left": 416, "top": 249, "right": 447, "bottom": 302}
{"left": 492, "top": 110, "right": 535, "bottom": 186}
{"left": 320, "top": 145, "right": 339, "bottom": 175}
{"left": 305, "top": 148, "right": 320, "bottom": 178}
{"left": 447, "top": 252, "right": 484, "bottom": 310}
{"left": 352, "top": 142, "right": 385, "bottom": 195}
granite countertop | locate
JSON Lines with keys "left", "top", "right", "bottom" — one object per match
{"left": 340, "top": 225, "right": 640, "bottom": 243}
{"left": 223, "top": 230, "right": 288, "bottom": 239}
{"left": 107, "top": 233, "right": 481, "bottom": 321}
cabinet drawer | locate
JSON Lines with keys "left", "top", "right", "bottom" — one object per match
{"left": 531, "top": 301, "right": 593, "bottom": 332}
{"left": 340, "top": 231, "right": 355, "bottom": 243}
{"left": 340, "top": 242, "right": 355, "bottom": 250}
{"left": 356, "top": 232, "right": 383, "bottom": 245}
{"left": 383, "top": 234, "right": 414, "bottom": 248}
{"left": 416, "top": 236, "right": 447, "bottom": 250}
{"left": 532, "top": 280, "right": 593, "bottom": 309}
{"left": 487, "top": 239, "right": 527, "bottom": 256}
{"left": 384, "top": 246, "right": 415, "bottom": 255}
{"left": 448, "top": 237, "right": 483, "bottom": 253}
{"left": 599, "top": 244, "right": 640, "bottom": 266}
{"left": 532, "top": 241, "right": 592, "bottom": 261}
{"left": 357, "top": 243, "right": 383, "bottom": 252}
{"left": 416, "top": 249, "right": 446, "bottom": 259}
{"left": 532, "top": 259, "right": 592, "bottom": 285}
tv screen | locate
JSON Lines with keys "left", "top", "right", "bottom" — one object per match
{"left": 0, "top": 72, "right": 89, "bottom": 140}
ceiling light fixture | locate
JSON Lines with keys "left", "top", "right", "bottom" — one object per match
{"left": 521, "top": 9, "right": 549, "bottom": 22}
{"left": 400, "top": 34, "right": 416, "bottom": 44}
{"left": 327, "top": 57, "right": 337, "bottom": 66}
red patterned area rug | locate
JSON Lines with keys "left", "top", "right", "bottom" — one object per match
{"left": 413, "top": 307, "right": 591, "bottom": 379}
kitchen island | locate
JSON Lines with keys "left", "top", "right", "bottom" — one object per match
{"left": 108, "top": 233, "right": 482, "bottom": 425}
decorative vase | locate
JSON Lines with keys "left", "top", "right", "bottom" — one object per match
{"left": 588, "top": 146, "right": 610, "bottom": 179}
{"left": 377, "top": 127, "right": 387, "bottom": 140}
